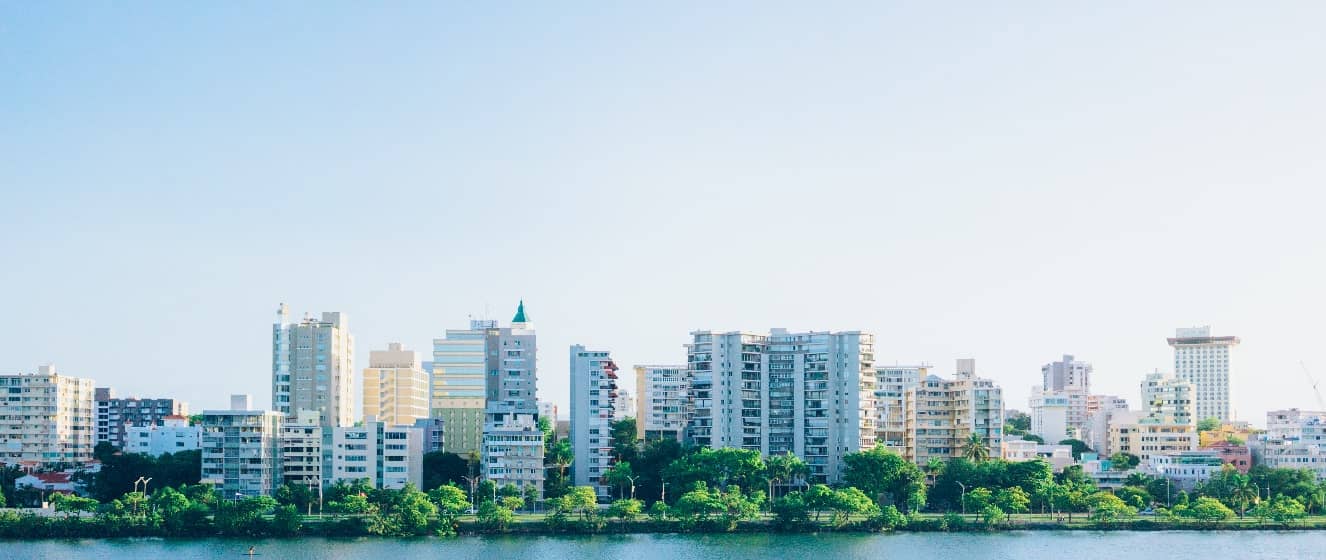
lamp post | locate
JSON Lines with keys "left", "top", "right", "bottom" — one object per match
{"left": 626, "top": 475, "right": 639, "bottom": 501}
{"left": 462, "top": 475, "right": 480, "bottom": 514}
{"left": 956, "top": 481, "right": 967, "bottom": 517}
{"left": 768, "top": 478, "right": 780, "bottom": 512}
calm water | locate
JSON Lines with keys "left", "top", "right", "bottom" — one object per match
{"left": 2, "top": 532, "right": 1323, "bottom": 560}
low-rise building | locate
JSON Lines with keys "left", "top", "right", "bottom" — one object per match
{"left": 1201, "top": 440, "right": 1251, "bottom": 473}
{"left": 903, "top": 359, "right": 1003, "bottom": 465}
{"left": 1255, "top": 409, "right": 1326, "bottom": 480}
{"left": 1145, "top": 450, "right": 1226, "bottom": 492}
{"left": 330, "top": 419, "right": 424, "bottom": 490}
{"left": 634, "top": 365, "right": 689, "bottom": 443}
{"left": 1029, "top": 389, "right": 1071, "bottom": 444}
{"left": 281, "top": 410, "right": 326, "bottom": 491}
{"left": 1001, "top": 438, "right": 1074, "bottom": 472}
{"left": 481, "top": 413, "right": 545, "bottom": 497}
{"left": 95, "top": 388, "right": 188, "bottom": 449}
{"left": 125, "top": 416, "right": 200, "bottom": 456}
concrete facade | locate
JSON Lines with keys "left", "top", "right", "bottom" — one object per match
{"left": 362, "top": 342, "right": 430, "bottom": 427}
{"left": 634, "top": 365, "right": 688, "bottom": 442}
{"left": 272, "top": 305, "right": 355, "bottom": 428}
{"left": 570, "top": 346, "right": 619, "bottom": 498}
{"left": 0, "top": 366, "right": 95, "bottom": 468}
{"left": 1169, "top": 326, "right": 1239, "bottom": 423}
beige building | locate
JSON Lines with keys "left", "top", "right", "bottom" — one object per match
{"left": 1141, "top": 371, "right": 1196, "bottom": 426}
{"left": 280, "top": 410, "right": 324, "bottom": 491}
{"left": 1104, "top": 373, "right": 1197, "bottom": 461}
{"left": 0, "top": 365, "right": 95, "bottom": 468}
{"left": 903, "top": 359, "right": 1004, "bottom": 465}
{"left": 362, "top": 342, "right": 430, "bottom": 427}
{"left": 634, "top": 365, "right": 688, "bottom": 442}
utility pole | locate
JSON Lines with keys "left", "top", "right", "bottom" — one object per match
{"left": 957, "top": 481, "right": 967, "bottom": 517}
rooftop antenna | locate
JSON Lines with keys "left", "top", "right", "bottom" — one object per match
{"left": 1301, "top": 361, "right": 1326, "bottom": 410}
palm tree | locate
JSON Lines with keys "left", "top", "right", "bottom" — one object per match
{"left": 1230, "top": 477, "right": 1258, "bottom": 519}
{"left": 961, "top": 433, "right": 990, "bottom": 462}
{"left": 925, "top": 458, "right": 945, "bottom": 486}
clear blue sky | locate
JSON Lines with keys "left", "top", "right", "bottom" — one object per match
{"left": 3, "top": 2, "right": 1324, "bottom": 423}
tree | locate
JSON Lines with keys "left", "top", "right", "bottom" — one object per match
{"left": 1006, "top": 411, "right": 1031, "bottom": 433}
{"left": 961, "top": 434, "right": 990, "bottom": 462}
{"left": 962, "top": 487, "right": 993, "bottom": 513}
{"left": 663, "top": 447, "right": 766, "bottom": 493}
{"left": 544, "top": 438, "right": 574, "bottom": 500}
{"left": 841, "top": 447, "right": 926, "bottom": 510}
{"left": 1057, "top": 439, "right": 1092, "bottom": 461}
{"left": 215, "top": 496, "right": 277, "bottom": 536}
{"left": 603, "top": 462, "right": 636, "bottom": 500}
{"left": 765, "top": 451, "right": 809, "bottom": 500}
{"left": 421, "top": 452, "right": 470, "bottom": 491}
{"left": 274, "top": 482, "right": 315, "bottom": 512}
{"left": 1019, "top": 434, "right": 1045, "bottom": 444}
{"left": 1108, "top": 453, "right": 1140, "bottom": 471}
{"left": 771, "top": 491, "right": 810, "bottom": 527}
{"left": 1197, "top": 417, "right": 1222, "bottom": 432}
{"left": 50, "top": 493, "right": 98, "bottom": 518}
{"left": 608, "top": 498, "right": 643, "bottom": 530}
{"left": 271, "top": 504, "right": 303, "bottom": 536}
{"left": 632, "top": 438, "right": 684, "bottom": 505}
{"left": 1186, "top": 497, "right": 1235, "bottom": 523}
{"left": 428, "top": 484, "right": 470, "bottom": 534}
{"left": 994, "top": 487, "right": 1030, "bottom": 520}
{"left": 1252, "top": 495, "right": 1307, "bottom": 526}
{"left": 1114, "top": 486, "right": 1151, "bottom": 510}
{"left": 827, "top": 487, "right": 878, "bottom": 528}
{"left": 1087, "top": 492, "right": 1137, "bottom": 523}
{"left": 1229, "top": 476, "right": 1258, "bottom": 519}
{"left": 476, "top": 500, "right": 515, "bottom": 532}
{"left": 610, "top": 418, "right": 639, "bottom": 464}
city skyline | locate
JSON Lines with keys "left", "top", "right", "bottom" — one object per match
{"left": 4, "top": 3, "right": 1325, "bottom": 423}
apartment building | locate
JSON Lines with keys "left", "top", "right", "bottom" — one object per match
{"left": 873, "top": 365, "right": 927, "bottom": 453}
{"left": 1041, "top": 354, "right": 1091, "bottom": 431}
{"left": 1141, "top": 371, "right": 1196, "bottom": 427}
{"left": 480, "top": 302, "right": 545, "bottom": 496}
{"left": 686, "top": 329, "right": 876, "bottom": 483}
{"left": 634, "top": 365, "right": 688, "bottom": 442}
{"left": 272, "top": 305, "right": 355, "bottom": 428}
{"left": 280, "top": 410, "right": 325, "bottom": 491}
{"left": 125, "top": 415, "right": 200, "bottom": 456}
{"left": 903, "top": 359, "right": 1004, "bottom": 466}
{"left": 1083, "top": 395, "right": 1129, "bottom": 453}
{"left": 200, "top": 398, "right": 284, "bottom": 499}
{"left": 1029, "top": 389, "right": 1071, "bottom": 443}
{"left": 95, "top": 388, "right": 188, "bottom": 449}
{"left": 1255, "top": 409, "right": 1326, "bottom": 480}
{"left": 0, "top": 365, "right": 95, "bottom": 468}
{"left": 330, "top": 419, "right": 424, "bottom": 490}
{"left": 570, "top": 346, "right": 619, "bottom": 498}
{"left": 362, "top": 342, "right": 430, "bottom": 427}
{"left": 431, "top": 319, "right": 494, "bottom": 456}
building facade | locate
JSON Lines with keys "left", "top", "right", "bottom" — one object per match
{"left": 280, "top": 410, "right": 326, "bottom": 492}
{"left": 1041, "top": 355, "right": 1091, "bottom": 431}
{"left": 1141, "top": 371, "right": 1196, "bottom": 427}
{"left": 634, "top": 365, "right": 689, "bottom": 442}
{"left": 902, "top": 359, "right": 1004, "bottom": 466}
{"left": 272, "top": 305, "right": 355, "bottom": 428}
{"left": 874, "top": 365, "right": 927, "bottom": 453}
{"left": 362, "top": 342, "right": 430, "bottom": 427}
{"left": 1169, "top": 326, "right": 1239, "bottom": 423}
{"left": 686, "top": 329, "right": 876, "bottom": 483}
{"left": 1029, "top": 389, "right": 1071, "bottom": 443}
{"left": 1256, "top": 409, "right": 1326, "bottom": 480}
{"left": 1083, "top": 394, "right": 1129, "bottom": 453}
{"left": 95, "top": 388, "right": 188, "bottom": 449}
{"left": 125, "top": 416, "right": 200, "bottom": 456}
{"left": 430, "top": 320, "right": 493, "bottom": 456}
{"left": 0, "top": 365, "right": 95, "bottom": 468}
{"left": 200, "top": 400, "right": 284, "bottom": 499}
{"left": 330, "top": 419, "right": 424, "bottom": 490}
{"left": 480, "top": 302, "right": 545, "bottom": 496}
{"left": 1145, "top": 450, "right": 1226, "bottom": 492}
{"left": 570, "top": 346, "right": 619, "bottom": 498}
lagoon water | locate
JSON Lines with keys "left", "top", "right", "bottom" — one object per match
{"left": 2, "top": 532, "right": 1321, "bottom": 560}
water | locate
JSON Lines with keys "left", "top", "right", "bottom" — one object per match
{"left": 1, "top": 532, "right": 1322, "bottom": 560}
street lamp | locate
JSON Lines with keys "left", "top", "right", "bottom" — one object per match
{"left": 626, "top": 475, "right": 640, "bottom": 501}
{"left": 768, "top": 478, "right": 780, "bottom": 511}
{"left": 462, "top": 475, "right": 480, "bottom": 514}
{"left": 956, "top": 481, "right": 967, "bottom": 517}
{"left": 133, "top": 476, "right": 153, "bottom": 494}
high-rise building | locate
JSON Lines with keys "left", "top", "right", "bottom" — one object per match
{"left": 874, "top": 365, "right": 928, "bottom": 453}
{"left": 126, "top": 416, "right": 200, "bottom": 456}
{"left": 1169, "top": 326, "right": 1240, "bottom": 422}
{"left": 1255, "top": 409, "right": 1326, "bottom": 480}
{"left": 331, "top": 419, "right": 424, "bottom": 490}
{"left": 685, "top": 329, "right": 876, "bottom": 483}
{"left": 272, "top": 305, "right": 355, "bottom": 428}
{"left": 430, "top": 319, "right": 494, "bottom": 456}
{"left": 94, "top": 388, "right": 188, "bottom": 449}
{"left": 903, "top": 359, "right": 1004, "bottom": 465}
{"left": 618, "top": 389, "right": 635, "bottom": 419}
{"left": 0, "top": 365, "right": 95, "bottom": 468}
{"left": 1039, "top": 355, "right": 1091, "bottom": 432}
{"left": 362, "top": 342, "right": 430, "bottom": 427}
{"left": 634, "top": 365, "right": 689, "bottom": 442}
{"left": 1141, "top": 371, "right": 1196, "bottom": 426}
{"left": 480, "top": 302, "right": 544, "bottom": 496}
{"left": 570, "top": 346, "right": 621, "bottom": 498}
{"left": 201, "top": 396, "right": 284, "bottom": 499}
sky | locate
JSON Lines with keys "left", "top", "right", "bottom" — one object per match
{"left": 2, "top": 2, "right": 1324, "bottom": 425}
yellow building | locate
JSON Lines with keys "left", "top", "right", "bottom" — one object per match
{"left": 362, "top": 342, "right": 430, "bottom": 427}
{"left": 1198, "top": 422, "right": 1258, "bottom": 447}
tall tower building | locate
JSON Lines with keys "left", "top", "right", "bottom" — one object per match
{"left": 903, "top": 359, "right": 1004, "bottom": 466}
{"left": 1039, "top": 354, "right": 1091, "bottom": 432}
{"left": 362, "top": 342, "right": 430, "bottom": 426}
{"left": 1169, "top": 326, "right": 1240, "bottom": 422}
{"left": 874, "top": 365, "right": 928, "bottom": 453}
{"left": 272, "top": 304, "right": 355, "bottom": 428}
{"left": 569, "top": 345, "right": 620, "bottom": 499}
{"left": 685, "top": 329, "right": 876, "bottom": 483}
{"left": 479, "top": 301, "right": 545, "bottom": 496}
{"left": 431, "top": 319, "right": 494, "bottom": 456}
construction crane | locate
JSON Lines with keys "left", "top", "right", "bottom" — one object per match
{"left": 1301, "top": 361, "right": 1326, "bottom": 410}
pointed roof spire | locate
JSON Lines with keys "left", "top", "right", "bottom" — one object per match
{"left": 512, "top": 299, "right": 528, "bottom": 323}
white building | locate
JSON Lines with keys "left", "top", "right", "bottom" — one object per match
{"left": 686, "top": 329, "right": 876, "bottom": 483}
{"left": 1083, "top": 395, "right": 1129, "bottom": 453}
{"left": 1001, "top": 438, "right": 1074, "bottom": 471}
{"left": 1141, "top": 371, "right": 1196, "bottom": 427}
{"left": 874, "top": 365, "right": 928, "bottom": 453}
{"left": 362, "top": 342, "right": 430, "bottom": 427}
{"left": 618, "top": 389, "right": 635, "bottom": 420}
{"left": 125, "top": 416, "right": 200, "bottom": 456}
{"left": 634, "top": 365, "right": 689, "bottom": 442}
{"left": 480, "top": 302, "right": 545, "bottom": 496}
{"left": 1145, "top": 450, "right": 1225, "bottom": 492}
{"left": 281, "top": 410, "right": 325, "bottom": 491}
{"left": 330, "top": 419, "right": 423, "bottom": 490}
{"left": 95, "top": 387, "right": 188, "bottom": 449}
{"left": 1169, "top": 326, "right": 1240, "bottom": 423}
{"left": 570, "top": 346, "right": 619, "bottom": 499}
{"left": 201, "top": 397, "right": 284, "bottom": 499}
{"left": 1256, "top": 409, "right": 1326, "bottom": 480}
{"left": 1029, "top": 389, "right": 1071, "bottom": 443}
{"left": 0, "top": 365, "right": 95, "bottom": 468}
{"left": 272, "top": 305, "right": 355, "bottom": 428}
{"left": 1041, "top": 355, "right": 1091, "bottom": 431}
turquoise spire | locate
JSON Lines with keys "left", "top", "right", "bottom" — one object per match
{"left": 512, "top": 299, "right": 528, "bottom": 323}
